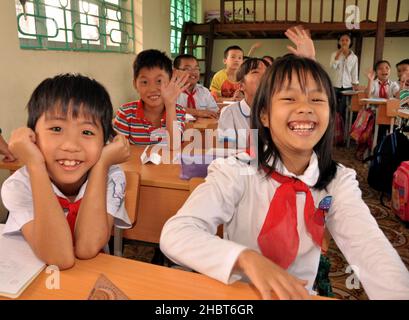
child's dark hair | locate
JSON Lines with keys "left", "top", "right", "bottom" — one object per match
{"left": 374, "top": 60, "right": 391, "bottom": 71}
{"left": 262, "top": 55, "right": 274, "bottom": 64}
{"left": 337, "top": 33, "right": 353, "bottom": 49}
{"left": 27, "top": 73, "right": 114, "bottom": 143}
{"left": 251, "top": 54, "right": 338, "bottom": 190}
{"left": 396, "top": 59, "right": 409, "bottom": 68}
{"left": 133, "top": 49, "right": 172, "bottom": 80}
{"left": 224, "top": 45, "right": 244, "bottom": 59}
{"left": 236, "top": 58, "right": 268, "bottom": 83}
{"left": 173, "top": 54, "right": 198, "bottom": 69}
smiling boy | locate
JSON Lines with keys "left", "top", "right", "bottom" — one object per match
{"left": 1, "top": 74, "right": 132, "bottom": 269}
{"left": 113, "top": 50, "right": 189, "bottom": 148}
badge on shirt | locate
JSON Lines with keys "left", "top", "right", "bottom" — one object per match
{"left": 314, "top": 196, "right": 333, "bottom": 225}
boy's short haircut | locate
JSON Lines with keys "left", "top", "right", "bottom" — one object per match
{"left": 27, "top": 73, "right": 114, "bottom": 143}
{"left": 224, "top": 45, "right": 244, "bottom": 59}
{"left": 173, "top": 54, "right": 198, "bottom": 69}
{"left": 396, "top": 59, "right": 409, "bottom": 67}
{"left": 236, "top": 58, "right": 268, "bottom": 83}
{"left": 133, "top": 49, "right": 173, "bottom": 80}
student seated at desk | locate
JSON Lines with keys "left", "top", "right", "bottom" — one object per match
{"left": 365, "top": 60, "right": 399, "bottom": 99}
{"left": 1, "top": 74, "right": 132, "bottom": 270}
{"left": 0, "top": 128, "right": 15, "bottom": 162}
{"left": 217, "top": 58, "right": 268, "bottom": 148}
{"left": 174, "top": 54, "right": 218, "bottom": 119}
{"left": 161, "top": 54, "right": 409, "bottom": 300}
{"left": 113, "top": 50, "right": 189, "bottom": 147}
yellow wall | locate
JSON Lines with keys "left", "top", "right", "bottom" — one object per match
{"left": 0, "top": 0, "right": 171, "bottom": 221}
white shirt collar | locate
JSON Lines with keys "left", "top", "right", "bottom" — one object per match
{"left": 271, "top": 152, "right": 320, "bottom": 187}
{"left": 51, "top": 179, "right": 88, "bottom": 202}
{"left": 239, "top": 99, "right": 251, "bottom": 118}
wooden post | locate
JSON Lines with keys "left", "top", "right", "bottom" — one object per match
{"left": 296, "top": 0, "right": 301, "bottom": 23}
{"left": 220, "top": 0, "right": 225, "bottom": 24}
{"left": 374, "top": 0, "right": 387, "bottom": 64}
{"left": 354, "top": 33, "right": 363, "bottom": 75}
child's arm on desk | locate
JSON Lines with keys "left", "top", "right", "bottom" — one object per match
{"left": 74, "top": 135, "right": 130, "bottom": 259}
{"left": 234, "top": 249, "right": 310, "bottom": 300}
{"left": 8, "top": 127, "right": 75, "bottom": 269}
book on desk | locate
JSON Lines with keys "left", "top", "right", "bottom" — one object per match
{"left": 0, "top": 224, "right": 46, "bottom": 299}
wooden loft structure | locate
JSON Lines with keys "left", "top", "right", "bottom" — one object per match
{"left": 180, "top": 0, "right": 409, "bottom": 87}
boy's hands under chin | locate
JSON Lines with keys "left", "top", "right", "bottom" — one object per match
{"left": 285, "top": 25, "right": 315, "bottom": 60}
{"left": 97, "top": 135, "right": 130, "bottom": 169}
{"left": 8, "top": 127, "right": 45, "bottom": 167}
{"left": 235, "top": 249, "right": 310, "bottom": 300}
{"left": 161, "top": 69, "right": 190, "bottom": 108}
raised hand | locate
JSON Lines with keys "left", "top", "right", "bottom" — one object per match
{"left": 98, "top": 134, "right": 130, "bottom": 168}
{"left": 285, "top": 25, "right": 315, "bottom": 60}
{"left": 8, "top": 127, "right": 44, "bottom": 167}
{"left": 161, "top": 69, "right": 190, "bottom": 109}
{"left": 367, "top": 69, "right": 375, "bottom": 81}
{"left": 235, "top": 250, "right": 310, "bottom": 300}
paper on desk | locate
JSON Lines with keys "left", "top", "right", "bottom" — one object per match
{"left": 0, "top": 224, "right": 46, "bottom": 298}
{"left": 341, "top": 90, "right": 364, "bottom": 94}
{"left": 398, "top": 108, "right": 409, "bottom": 115}
{"left": 140, "top": 145, "right": 161, "bottom": 165}
{"left": 361, "top": 97, "right": 387, "bottom": 103}
{"left": 185, "top": 113, "right": 196, "bottom": 122}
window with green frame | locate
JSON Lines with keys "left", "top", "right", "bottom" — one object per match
{"left": 14, "top": 0, "right": 135, "bottom": 53}
{"left": 170, "top": 0, "right": 197, "bottom": 57}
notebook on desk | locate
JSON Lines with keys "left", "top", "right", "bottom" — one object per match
{"left": 361, "top": 97, "right": 388, "bottom": 103}
{"left": 0, "top": 224, "right": 46, "bottom": 299}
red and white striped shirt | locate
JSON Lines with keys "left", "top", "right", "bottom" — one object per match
{"left": 113, "top": 100, "right": 186, "bottom": 145}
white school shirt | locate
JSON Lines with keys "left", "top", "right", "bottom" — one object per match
{"left": 1, "top": 164, "right": 131, "bottom": 235}
{"left": 160, "top": 153, "right": 409, "bottom": 299}
{"left": 369, "top": 79, "right": 400, "bottom": 98}
{"left": 217, "top": 99, "right": 251, "bottom": 147}
{"left": 330, "top": 50, "right": 359, "bottom": 88}
{"left": 176, "top": 84, "right": 218, "bottom": 112}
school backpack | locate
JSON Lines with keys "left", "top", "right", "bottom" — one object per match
{"left": 333, "top": 112, "right": 344, "bottom": 146}
{"left": 366, "top": 129, "right": 409, "bottom": 200}
{"left": 391, "top": 161, "right": 409, "bottom": 223}
{"left": 350, "top": 108, "right": 374, "bottom": 144}
{"left": 350, "top": 108, "right": 375, "bottom": 160}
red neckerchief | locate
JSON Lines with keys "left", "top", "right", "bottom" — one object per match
{"left": 379, "top": 80, "right": 388, "bottom": 98}
{"left": 184, "top": 89, "right": 197, "bottom": 109}
{"left": 257, "top": 170, "right": 325, "bottom": 269}
{"left": 56, "top": 196, "right": 82, "bottom": 239}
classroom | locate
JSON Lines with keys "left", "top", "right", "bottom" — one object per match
{"left": 0, "top": 0, "right": 409, "bottom": 302}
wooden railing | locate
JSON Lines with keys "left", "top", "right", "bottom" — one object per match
{"left": 219, "top": 0, "right": 409, "bottom": 24}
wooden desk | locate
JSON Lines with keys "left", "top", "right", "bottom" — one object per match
{"left": 185, "top": 117, "right": 218, "bottom": 130}
{"left": 360, "top": 98, "right": 400, "bottom": 151}
{"left": 119, "top": 146, "right": 192, "bottom": 243}
{"left": 0, "top": 160, "right": 21, "bottom": 173}
{"left": 185, "top": 118, "right": 220, "bottom": 149}
{"left": 0, "top": 146, "right": 192, "bottom": 244}
{"left": 1, "top": 253, "right": 330, "bottom": 300}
